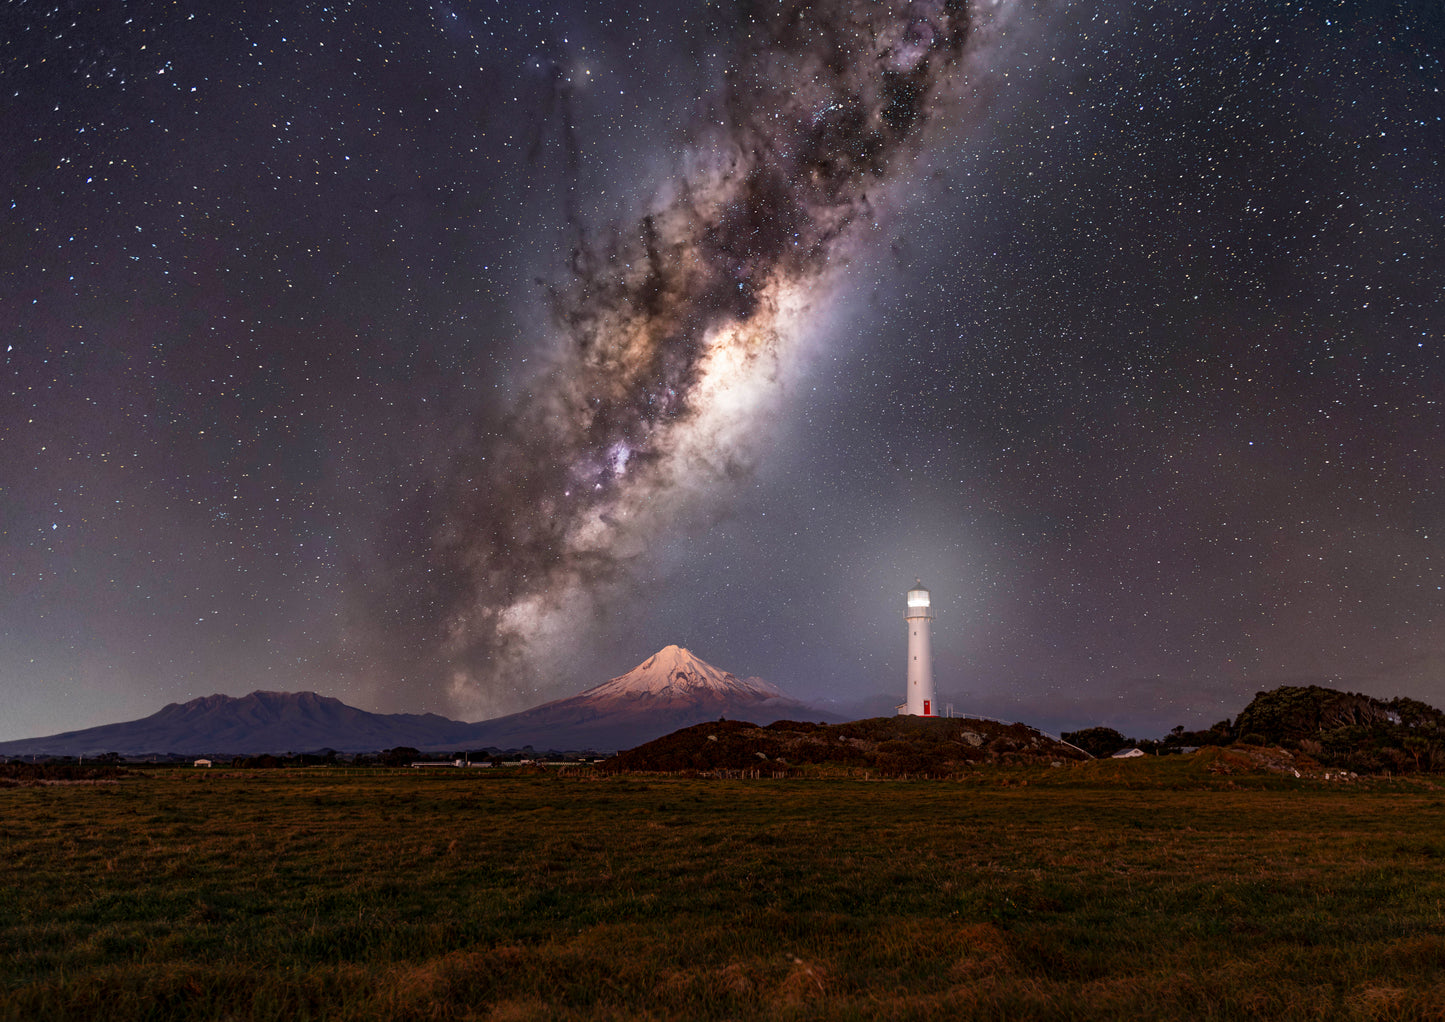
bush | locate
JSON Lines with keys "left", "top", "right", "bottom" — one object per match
{"left": 1061, "top": 727, "right": 1128, "bottom": 758}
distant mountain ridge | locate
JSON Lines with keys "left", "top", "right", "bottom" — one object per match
{"left": 0, "top": 690, "right": 482, "bottom": 758}
{"left": 0, "top": 646, "right": 838, "bottom": 757}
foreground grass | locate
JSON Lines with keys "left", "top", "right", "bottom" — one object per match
{"left": 3, "top": 766, "right": 1445, "bottom": 1020}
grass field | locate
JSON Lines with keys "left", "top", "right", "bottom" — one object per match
{"left": 3, "top": 763, "right": 1445, "bottom": 1020}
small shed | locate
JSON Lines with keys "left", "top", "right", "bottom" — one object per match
{"left": 1110, "top": 748, "right": 1146, "bottom": 759}
{"left": 193, "top": 758, "right": 213, "bottom": 767}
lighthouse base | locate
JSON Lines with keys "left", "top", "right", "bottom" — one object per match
{"left": 896, "top": 702, "right": 937, "bottom": 717}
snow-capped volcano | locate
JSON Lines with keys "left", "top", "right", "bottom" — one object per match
{"left": 582, "top": 645, "right": 782, "bottom": 703}
{"left": 454, "top": 644, "right": 840, "bottom": 751}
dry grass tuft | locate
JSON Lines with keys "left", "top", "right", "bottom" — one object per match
{"left": 485, "top": 998, "right": 556, "bottom": 1022}
{"left": 1350, "top": 981, "right": 1445, "bottom": 1022}
{"left": 1353, "top": 985, "right": 1410, "bottom": 1017}
{"left": 717, "top": 961, "right": 757, "bottom": 997}
{"left": 946, "top": 922, "right": 1016, "bottom": 981}
{"left": 1380, "top": 934, "right": 1445, "bottom": 970}
{"left": 774, "top": 955, "right": 830, "bottom": 1006}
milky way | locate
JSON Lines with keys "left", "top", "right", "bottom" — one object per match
{"left": 7, "top": 0, "right": 1439, "bottom": 741}
{"left": 422, "top": 0, "right": 991, "bottom": 708}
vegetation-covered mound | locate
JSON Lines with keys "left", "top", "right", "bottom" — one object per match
{"left": 602, "top": 716, "right": 1089, "bottom": 776}
{"left": 1064, "top": 685, "right": 1445, "bottom": 777}
{"left": 1233, "top": 685, "right": 1439, "bottom": 741}
{"left": 1230, "top": 685, "right": 1445, "bottom": 774}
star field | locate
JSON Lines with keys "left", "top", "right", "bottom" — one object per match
{"left": 2, "top": 0, "right": 1441, "bottom": 740}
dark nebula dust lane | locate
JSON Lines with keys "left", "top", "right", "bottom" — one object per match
{"left": 417, "top": 0, "right": 1011, "bottom": 710}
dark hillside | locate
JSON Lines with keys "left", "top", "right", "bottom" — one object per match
{"left": 1197, "top": 686, "right": 1445, "bottom": 775}
{"left": 603, "top": 716, "right": 1089, "bottom": 775}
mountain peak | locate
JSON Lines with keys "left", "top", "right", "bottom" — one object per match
{"left": 641, "top": 644, "right": 701, "bottom": 672}
{"left": 584, "top": 646, "right": 782, "bottom": 701}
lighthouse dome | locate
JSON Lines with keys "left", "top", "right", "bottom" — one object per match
{"left": 906, "top": 580, "right": 930, "bottom": 607}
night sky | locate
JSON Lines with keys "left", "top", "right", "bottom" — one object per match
{"left": 4, "top": 0, "right": 1442, "bottom": 743}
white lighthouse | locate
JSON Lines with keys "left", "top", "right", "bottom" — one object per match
{"left": 903, "top": 579, "right": 936, "bottom": 716}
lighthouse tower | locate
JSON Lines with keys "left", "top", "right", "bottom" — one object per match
{"left": 904, "top": 579, "right": 935, "bottom": 716}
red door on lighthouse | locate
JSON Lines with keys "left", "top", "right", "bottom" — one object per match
{"left": 923, "top": 699, "right": 931, "bottom": 716}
